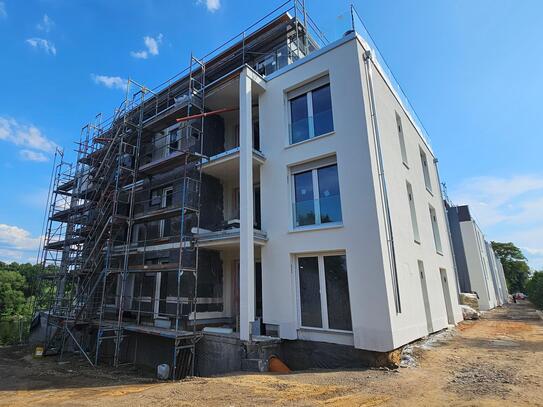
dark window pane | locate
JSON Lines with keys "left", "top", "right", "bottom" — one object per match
{"left": 298, "top": 257, "right": 322, "bottom": 328}
{"left": 147, "top": 221, "right": 160, "bottom": 240}
{"left": 164, "top": 188, "right": 173, "bottom": 207}
{"left": 312, "top": 85, "right": 334, "bottom": 136}
{"left": 141, "top": 274, "right": 156, "bottom": 298}
{"left": 290, "top": 94, "right": 309, "bottom": 143}
{"left": 324, "top": 255, "right": 352, "bottom": 331}
{"left": 318, "top": 165, "right": 342, "bottom": 223}
{"left": 294, "top": 171, "right": 315, "bottom": 226}
{"left": 150, "top": 188, "right": 161, "bottom": 206}
{"left": 169, "top": 130, "right": 179, "bottom": 153}
{"left": 162, "top": 218, "right": 171, "bottom": 237}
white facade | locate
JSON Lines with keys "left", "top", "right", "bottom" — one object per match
{"left": 237, "top": 33, "right": 462, "bottom": 353}
{"left": 458, "top": 220, "right": 498, "bottom": 311}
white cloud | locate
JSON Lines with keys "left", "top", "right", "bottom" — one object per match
{"left": 130, "top": 33, "right": 163, "bottom": 59}
{"left": 37, "top": 14, "right": 54, "bottom": 32}
{"left": 0, "top": 117, "right": 56, "bottom": 157}
{"left": 198, "top": 0, "right": 221, "bottom": 12}
{"left": 451, "top": 174, "right": 543, "bottom": 269}
{"left": 26, "top": 37, "right": 57, "bottom": 55}
{"left": 451, "top": 175, "right": 543, "bottom": 227}
{"left": 0, "top": 224, "right": 42, "bottom": 264}
{"left": 130, "top": 50, "right": 148, "bottom": 59}
{"left": 91, "top": 74, "right": 128, "bottom": 91}
{"left": 19, "top": 149, "right": 48, "bottom": 162}
{"left": 0, "top": 2, "right": 6, "bottom": 19}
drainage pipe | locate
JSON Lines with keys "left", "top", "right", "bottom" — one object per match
{"left": 363, "top": 49, "right": 401, "bottom": 313}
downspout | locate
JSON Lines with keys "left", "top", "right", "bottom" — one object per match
{"left": 434, "top": 159, "right": 462, "bottom": 300}
{"left": 363, "top": 50, "right": 401, "bottom": 313}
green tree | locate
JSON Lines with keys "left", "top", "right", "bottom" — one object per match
{"left": 526, "top": 271, "right": 543, "bottom": 309}
{"left": 491, "top": 241, "right": 530, "bottom": 293}
{"left": 0, "top": 270, "right": 28, "bottom": 318}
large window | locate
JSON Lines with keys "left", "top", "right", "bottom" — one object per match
{"left": 297, "top": 254, "right": 352, "bottom": 331}
{"left": 292, "top": 162, "right": 342, "bottom": 228}
{"left": 289, "top": 83, "right": 334, "bottom": 144}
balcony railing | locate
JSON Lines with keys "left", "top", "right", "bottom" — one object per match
{"left": 293, "top": 194, "right": 342, "bottom": 228}
{"left": 289, "top": 109, "right": 334, "bottom": 144}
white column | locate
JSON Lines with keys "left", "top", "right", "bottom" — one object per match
{"left": 239, "top": 68, "right": 255, "bottom": 341}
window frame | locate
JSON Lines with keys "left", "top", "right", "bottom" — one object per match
{"left": 159, "top": 186, "right": 173, "bottom": 238}
{"left": 295, "top": 252, "right": 352, "bottom": 333}
{"left": 290, "top": 160, "right": 343, "bottom": 230}
{"left": 288, "top": 81, "right": 334, "bottom": 145}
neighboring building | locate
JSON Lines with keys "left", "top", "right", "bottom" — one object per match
{"left": 486, "top": 242, "right": 507, "bottom": 305}
{"left": 445, "top": 203, "right": 508, "bottom": 310}
{"left": 35, "top": 5, "right": 462, "bottom": 377}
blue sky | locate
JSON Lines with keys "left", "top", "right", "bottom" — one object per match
{"left": 0, "top": 0, "right": 542, "bottom": 269}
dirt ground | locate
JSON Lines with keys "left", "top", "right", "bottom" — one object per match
{"left": 1, "top": 302, "right": 542, "bottom": 406}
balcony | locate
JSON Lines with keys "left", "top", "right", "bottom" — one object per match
{"left": 201, "top": 147, "right": 265, "bottom": 183}
{"left": 195, "top": 227, "right": 267, "bottom": 249}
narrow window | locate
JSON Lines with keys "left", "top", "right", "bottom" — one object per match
{"left": 168, "top": 129, "right": 180, "bottom": 154}
{"left": 406, "top": 182, "right": 420, "bottom": 243}
{"left": 297, "top": 254, "right": 352, "bottom": 331}
{"left": 396, "top": 112, "right": 408, "bottom": 165}
{"left": 289, "top": 81, "right": 334, "bottom": 144}
{"left": 150, "top": 188, "right": 162, "bottom": 206}
{"left": 162, "top": 187, "right": 173, "bottom": 208}
{"left": 429, "top": 205, "right": 443, "bottom": 253}
{"left": 293, "top": 162, "right": 342, "bottom": 228}
{"left": 420, "top": 148, "right": 432, "bottom": 192}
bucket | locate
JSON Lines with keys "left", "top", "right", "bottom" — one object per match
{"left": 34, "top": 346, "right": 44, "bottom": 357}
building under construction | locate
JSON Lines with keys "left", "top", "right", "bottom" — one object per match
{"left": 34, "top": 1, "right": 465, "bottom": 378}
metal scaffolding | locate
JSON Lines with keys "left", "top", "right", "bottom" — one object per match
{"left": 33, "top": 0, "right": 325, "bottom": 379}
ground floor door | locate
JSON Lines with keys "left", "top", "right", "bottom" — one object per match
{"left": 440, "top": 269, "right": 455, "bottom": 324}
{"left": 418, "top": 261, "right": 434, "bottom": 334}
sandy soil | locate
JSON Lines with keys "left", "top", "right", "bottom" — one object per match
{"left": 1, "top": 302, "right": 542, "bottom": 406}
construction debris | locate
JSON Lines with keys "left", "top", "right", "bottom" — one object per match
{"left": 459, "top": 293, "right": 480, "bottom": 311}
{"left": 461, "top": 305, "right": 480, "bottom": 320}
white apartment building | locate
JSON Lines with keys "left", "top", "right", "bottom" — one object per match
{"left": 38, "top": 8, "right": 464, "bottom": 375}
{"left": 446, "top": 204, "right": 508, "bottom": 310}
{"left": 254, "top": 30, "right": 463, "bottom": 353}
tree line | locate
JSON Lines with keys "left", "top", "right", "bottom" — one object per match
{"left": 0, "top": 262, "right": 54, "bottom": 320}
{"left": 491, "top": 241, "right": 543, "bottom": 309}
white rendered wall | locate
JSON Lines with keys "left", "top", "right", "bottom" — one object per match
{"left": 258, "top": 34, "right": 462, "bottom": 352}
{"left": 358, "top": 40, "right": 462, "bottom": 349}
{"left": 496, "top": 259, "right": 509, "bottom": 300}
{"left": 259, "top": 37, "right": 395, "bottom": 351}
{"left": 486, "top": 243, "right": 504, "bottom": 305}
{"left": 459, "top": 221, "right": 497, "bottom": 310}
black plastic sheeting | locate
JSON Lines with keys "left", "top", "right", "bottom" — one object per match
{"left": 202, "top": 114, "right": 225, "bottom": 157}
{"left": 279, "top": 340, "right": 387, "bottom": 370}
